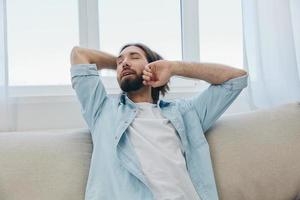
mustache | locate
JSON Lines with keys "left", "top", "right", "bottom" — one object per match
{"left": 121, "top": 69, "right": 136, "bottom": 78}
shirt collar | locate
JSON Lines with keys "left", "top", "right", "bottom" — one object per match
{"left": 118, "top": 92, "right": 171, "bottom": 108}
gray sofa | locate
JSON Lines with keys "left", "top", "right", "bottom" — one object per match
{"left": 0, "top": 102, "right": 299, "bottom": 200}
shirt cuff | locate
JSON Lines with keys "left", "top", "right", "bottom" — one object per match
{"left": 70, "top": 63, "right": 99, "bottom": 78}
{"left": 220, "top": 74, "right": 248, "bottom": 90}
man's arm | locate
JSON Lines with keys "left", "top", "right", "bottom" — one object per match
{"left": 172, "top": 61, "right": 248, "bottom": 132}
{"left": 69, "top": 46, "right": 116, "bottom": 131}
{"left": 70, "top": 46, "right": 117, "bottom": 70}
{"left": 143, "top": 60, "right": 248, "bottom": 132}
{"left": 170, "top": 61, "right": 247, "bottom": 84}
{"left": 142, "top": 60, "right": 247, "bottom": 87}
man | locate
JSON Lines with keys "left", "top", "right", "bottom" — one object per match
{"left": 70, "top": 43, "right": 248, "bottom": 200}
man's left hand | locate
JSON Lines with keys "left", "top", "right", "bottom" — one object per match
{"left": 142, "top": 60, "right": 174, "bottom": 88}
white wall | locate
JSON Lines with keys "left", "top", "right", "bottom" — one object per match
{"left": 8, "top": 89, "right": 252, "bottom": 131}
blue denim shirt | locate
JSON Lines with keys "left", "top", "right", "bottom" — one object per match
{"left": 70, "top": 63, "right": 248, "bottom": 200}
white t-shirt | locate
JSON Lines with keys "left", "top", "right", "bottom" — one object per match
{"left": 127, "top": 102, "right": 202, "bottom": 200}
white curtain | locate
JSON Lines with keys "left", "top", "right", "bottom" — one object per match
{"left": 242, "top": 0, "right": 300, "bottom": 109}
{"left": 0, "top": 0, "right": 11, "bottom": 131}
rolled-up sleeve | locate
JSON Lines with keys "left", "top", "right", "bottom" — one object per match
{"left": 70, "top": 63, "right": 107, "bottom": 131}
{"left": 187, "top": 74, "right": 248, "bottom": 133}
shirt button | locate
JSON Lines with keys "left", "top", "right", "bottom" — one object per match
{"left": 115, "top": 136, "right": 118, "bottom": 140}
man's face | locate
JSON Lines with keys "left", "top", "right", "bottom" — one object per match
{"left": 116, "top": 46, "right": 149, "bottom": 92}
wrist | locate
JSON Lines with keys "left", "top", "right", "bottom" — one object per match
{"left": 170, "top": 61, "right": 182, "bottom": 76}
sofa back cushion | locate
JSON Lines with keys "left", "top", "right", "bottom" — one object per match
{"left": 0, "top": 128, "right": 92, "bottom": 200}
{"left": 206, "top": 102, "right": 300, "bottom": 200}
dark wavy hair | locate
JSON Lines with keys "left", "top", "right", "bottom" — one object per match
{"left": 119, "top": 43, "right": 170, "bottom": 104}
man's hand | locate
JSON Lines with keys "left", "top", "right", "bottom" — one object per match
{"left": 142, "top": 60, "right": 174, "bottom": 88}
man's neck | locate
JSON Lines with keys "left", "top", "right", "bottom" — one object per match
{"left": 127, "top": 86, "right": 153, "bottom": 103}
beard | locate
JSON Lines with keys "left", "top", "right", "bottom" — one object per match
{"left": 120, "top": 74, "right": 144, "bottom": 92}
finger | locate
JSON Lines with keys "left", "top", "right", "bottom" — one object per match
{"left": 143, "top": 70, "right": 152, "bottom": 77}
{"left": 142, "top": 75, "right": 151, "bottom": 81}
{"left": 143, "top": 80, "right": 148, "bottom": 85}
{"left": 145, "top": 65, "right": 152, "bottom": 72}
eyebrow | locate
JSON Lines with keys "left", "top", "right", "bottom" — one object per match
{"left": 117, "top": 52, "right": 142, "bottom": 60}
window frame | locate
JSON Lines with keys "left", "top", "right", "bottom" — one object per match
{"left": 7, "top": 0, "right": 204, "bottom": 101}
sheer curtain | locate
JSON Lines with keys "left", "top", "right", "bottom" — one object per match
{"left": 0, "top": 0, "right": 11, "bottom": 131}
{"left": 242, "top": 0, "right": 300, "bottom": 109}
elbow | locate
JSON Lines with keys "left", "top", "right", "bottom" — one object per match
{"left": 221, "top": 69, "right": 248, "bottom": 84}
{"left": 70, "top": 46, "right": 89, "bottom": 65}
{"left": 239, "top": 69, "right": 248, "bottom": 76}
{"left": 232, "top": 69, "right": 248, "bottom": 79}
{"left": 70, "top": 46, "right": 80, "bottom": 64}
{"left": 71, "top": 46, "right": 82, "bottom": 59}
{"left": 71, "top": 46, "right": 80, "bottom": 56}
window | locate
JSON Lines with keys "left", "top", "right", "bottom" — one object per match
{"left": 7, "top": 0, "right": 79, "bottom": 86}
{"left": 98, "top": 0, "right": 182, "bottom": 76}
{"left": 198, "top": 0, "right": 243, "bottom": 69}
{"left": 6, "top": 0, "right": 243, "bottom": 95}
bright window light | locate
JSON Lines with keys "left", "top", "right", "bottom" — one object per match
{"left": 98, "top": 0, "right": 182, "bottom": 76}
{"left": 7, "top": 0, "right": 79, "bottom": 86}
{"left": 199, "top": 0, "right": 243, "bottom": 69}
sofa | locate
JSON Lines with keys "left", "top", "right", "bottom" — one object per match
{"left": 0, "top": 102, "right": 299, "bottom": 200}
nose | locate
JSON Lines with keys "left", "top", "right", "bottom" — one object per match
{"left": 121, "top": 60, "right": 130, "bottom": 69}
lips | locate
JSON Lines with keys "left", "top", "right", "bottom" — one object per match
{"left": 121, "top": 70, "right": 135, "bottom": 78}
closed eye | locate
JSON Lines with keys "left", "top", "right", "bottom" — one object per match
{"left": 117, "top": 55, "right": 140, "bottom": 65}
